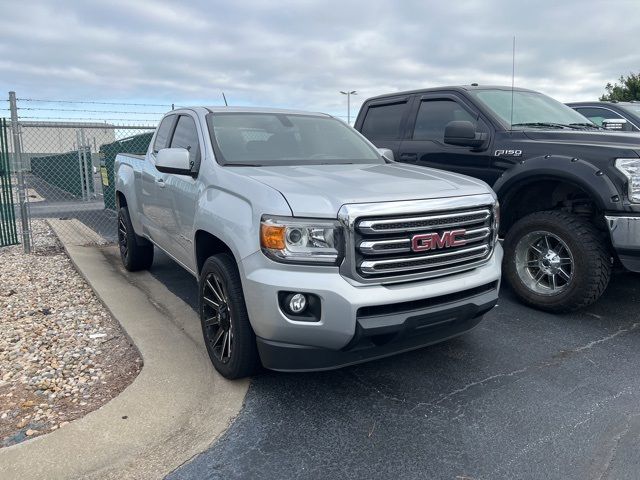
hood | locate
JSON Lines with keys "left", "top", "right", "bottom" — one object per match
{"left": 523, "top": 130, "right": 640, "bottom": 150}
{"left": 232, "top": 163, "right": 492, "bottom": 217}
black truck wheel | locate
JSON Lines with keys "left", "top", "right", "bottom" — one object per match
{"left": 503, "top": 211, "right": 611, "bottom": 313}
{"left": 117, "top": 207, "right": 154, "bottom": 271}
{"left": 199, "top": 254, "right": 261, "bottom": 379}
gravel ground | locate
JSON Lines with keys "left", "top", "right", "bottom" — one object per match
{"left": 0, "top": 221, "right": 141, "bottom": 447}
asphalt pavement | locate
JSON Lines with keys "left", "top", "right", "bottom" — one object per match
{"left": 148, "top": 250, "right": 640, "bottom": 480}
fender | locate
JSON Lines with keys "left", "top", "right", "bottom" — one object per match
{"left": 193, "top": 187, "right": 255, "bottom": 265}
{"left": 493, "top": 154, "right": 622, "bottom": 212}
{"left": 193, "top": 181, "right": 292, "bottom": 265}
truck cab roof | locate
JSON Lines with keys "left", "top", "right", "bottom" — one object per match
{"left": 365, "top": 85, "right": 539, "bottom": 102}
{"left": 168, "top": 106, "right": 330, "bottom": 117}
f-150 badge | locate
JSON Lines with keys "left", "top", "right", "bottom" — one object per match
{"left": 495, "top": 149, "right": 522, "bottom": 157}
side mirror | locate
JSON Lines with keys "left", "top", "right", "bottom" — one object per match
{"left": 156, "top": 148, "right": 192, "bottom": 174}
{"left": 378, "top": 148, "right": 395, "bottom": 162}
{"left": 602, "top": 118, "right": 628, "bottom": 131}
{"left": 444, "top": 120, "right": 488, "bottom": 148}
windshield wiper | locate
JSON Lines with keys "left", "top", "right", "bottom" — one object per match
{"left": 568, "top": 122, "right": 602, "bottom": 130}
{"left": 511, "top": 122, "right": 569, "bottom": 129}
{"left": 512, "top": 122, "right": 600, "bottom": 131}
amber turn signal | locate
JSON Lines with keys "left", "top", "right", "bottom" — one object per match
{"left": 260, "top": 223, "right": 286, "bottom": 250}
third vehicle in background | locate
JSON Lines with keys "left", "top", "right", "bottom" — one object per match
{"left": 567, "top": 101, "right": 640, "bottom": 132}
{"left": 355, "top": 85, "right": 640, "bottom": 313}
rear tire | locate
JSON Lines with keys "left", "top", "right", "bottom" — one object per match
{"left": 503, "top": 211, "right": 611, "bottom": 313}
{"left": 199, "top": 254, "right": 261, "bottom": 379}
{"left": 117, "top": 207, "right": 154, "bottom": 271}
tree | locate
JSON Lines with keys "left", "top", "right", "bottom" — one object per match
{"left": 600, "top": 73, "right": 640, "bottom": 101}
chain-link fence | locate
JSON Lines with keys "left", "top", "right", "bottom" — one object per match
{"left": 1, "top": 93, "right": 170, "bottom": 252}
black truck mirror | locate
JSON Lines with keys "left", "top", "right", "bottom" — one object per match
{"left": 444, "top": 120, "right": 487, "bottom": 148}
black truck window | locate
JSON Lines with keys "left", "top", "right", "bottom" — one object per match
{"left": 413, "top": 100, "right": 475, "bottom": 141}
{"left": 361, "top": 102, "right": 406, "bottom": 140}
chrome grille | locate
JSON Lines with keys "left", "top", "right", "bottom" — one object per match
{"left": 357, "top": 209, "right": 491, "bottom": 233}
{"left": 355, "top": 206, "right": 495, "bottom": 279}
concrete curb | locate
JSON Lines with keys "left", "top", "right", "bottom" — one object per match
{"left": 0, "top": 220, "right": 248, "bottom": 480}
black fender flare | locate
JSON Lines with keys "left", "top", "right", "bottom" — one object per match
{"left": 493, "top": 154, "right": 621, "bottom": 211}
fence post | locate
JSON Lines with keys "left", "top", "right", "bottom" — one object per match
{"left": 76, "top": 130, "right": 87, "bottom": 201}
{"left": 9, "top": 91, "right": 31, "bottom": 253}
{"left": 80, "top": 128, "right": 92, "bottom": 199}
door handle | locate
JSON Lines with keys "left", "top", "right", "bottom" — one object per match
{"left": 156, "top": 178, "right": 166, "bottom": 188}
{"left": 399, "top": 152, "right": 418, "bottom": 163}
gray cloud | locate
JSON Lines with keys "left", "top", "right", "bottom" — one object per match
{"left": 1, "top": 0, "right": 638, "bottom": 121}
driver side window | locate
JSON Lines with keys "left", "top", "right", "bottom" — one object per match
{"left": 413, "top": 100, "right": 476, "bottom": 141}
{"left": 170, "top": 115, "right": 201, "bottom": 172}
{"left": 153, "top": 115, "right": 176, "bottom": 153}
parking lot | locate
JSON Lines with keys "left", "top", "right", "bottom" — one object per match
{"left": 140, "top": 252, "right": 640, "bottom": 480}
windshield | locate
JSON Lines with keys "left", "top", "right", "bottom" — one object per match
{"left": 207, "top": 113, "right": 383, "bottom": 166}
{"left": 469, "top": 89, "right": 594, "bottom": 129}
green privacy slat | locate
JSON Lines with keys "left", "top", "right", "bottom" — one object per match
{"left": 0, "top": 118, "right": 19, "bottom": 246}
{"left": 30, "top": 150, "right": 87, "bottom": 197}
{"left": 99, "top": 132, "right": 153, "bottom": 210}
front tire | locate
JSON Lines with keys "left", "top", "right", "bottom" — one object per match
{"left": 199, "top": 254, "right": 260, "bottom": 379}
{"left": 117, "top": 207, "right": 154, "bottom": 271}
{"left": 503, "top": 211, "right": 611, "bottom": 313}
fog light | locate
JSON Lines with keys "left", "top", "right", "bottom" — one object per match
{"left": 288, "top": 293, "right": 307, "bottom": 314}
{"left": 279, "top": 291, "right": 321, "bottom": 321}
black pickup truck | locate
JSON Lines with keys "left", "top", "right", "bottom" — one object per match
{"left": 355, "top": 85, "right": 640, "bottom": 312}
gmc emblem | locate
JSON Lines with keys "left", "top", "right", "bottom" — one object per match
{"left": 411, "top": 229, "right": 467, "bottom": 252}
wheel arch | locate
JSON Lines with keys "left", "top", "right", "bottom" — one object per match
{"left": 194, "top": 230, "right": 237, "bottom": 276}
{"left": 493, "top": 155, "right": 621, "bottom": 232}
{"left": 115, "top": 190, "right": 127, "bottom": 208}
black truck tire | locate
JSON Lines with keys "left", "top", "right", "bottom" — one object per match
{"left": 503, "top": 211, "right": 611, "bottom": 313}
{"left": 199, "top": 254, "right": 261, "bottom": 379}
{"left": 117, "top": 206, "right": 154, "bottom": 271}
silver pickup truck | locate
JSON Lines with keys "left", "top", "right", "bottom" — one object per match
{"left": 115, "top": 107, "right": 502, "bottom": 379}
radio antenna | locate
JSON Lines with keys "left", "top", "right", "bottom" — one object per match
{"left": 222, "top": 91, "right": 228, "bottom": 106}
{"left": 510, "top": 36, "right": 516, "bottom": 131}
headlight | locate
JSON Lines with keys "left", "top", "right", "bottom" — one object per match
{"left": 615, "top": 158, "right": 640, "bottom": 203}
{"left": 260, "top": 216, "right": 343, "bottom": 265}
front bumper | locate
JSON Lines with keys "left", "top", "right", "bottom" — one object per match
{"left": 239, "top": 244, "right": 502, "bottom": 371}
{"left": 605, "top": 215, "right": 640, "bottom": 272}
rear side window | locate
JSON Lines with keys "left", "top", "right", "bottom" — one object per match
{"left": 413, "top": 100, "right": 476, "bottom": 141}
{"left": 153, "top": 115, "right": 176, "bottom": 152}
{"left": 360, "top": 102, "right": 406, "bottom": 140}
{"left": 170, "top": 115, "right": 201, "bottom": 170}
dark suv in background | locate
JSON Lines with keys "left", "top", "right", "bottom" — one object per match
{"left": 568, "top": 101, "right": 640, "bottom": 132}
{"left": 354, "top": 85, "right": 640, "bottom": 313}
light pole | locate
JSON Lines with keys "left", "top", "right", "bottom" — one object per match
{"left": 340, "top": 90, "right": 357, "bottom": 124}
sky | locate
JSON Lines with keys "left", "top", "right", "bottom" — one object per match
{"left": 1, "top": 0, "right": 639, "bottom": 123}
